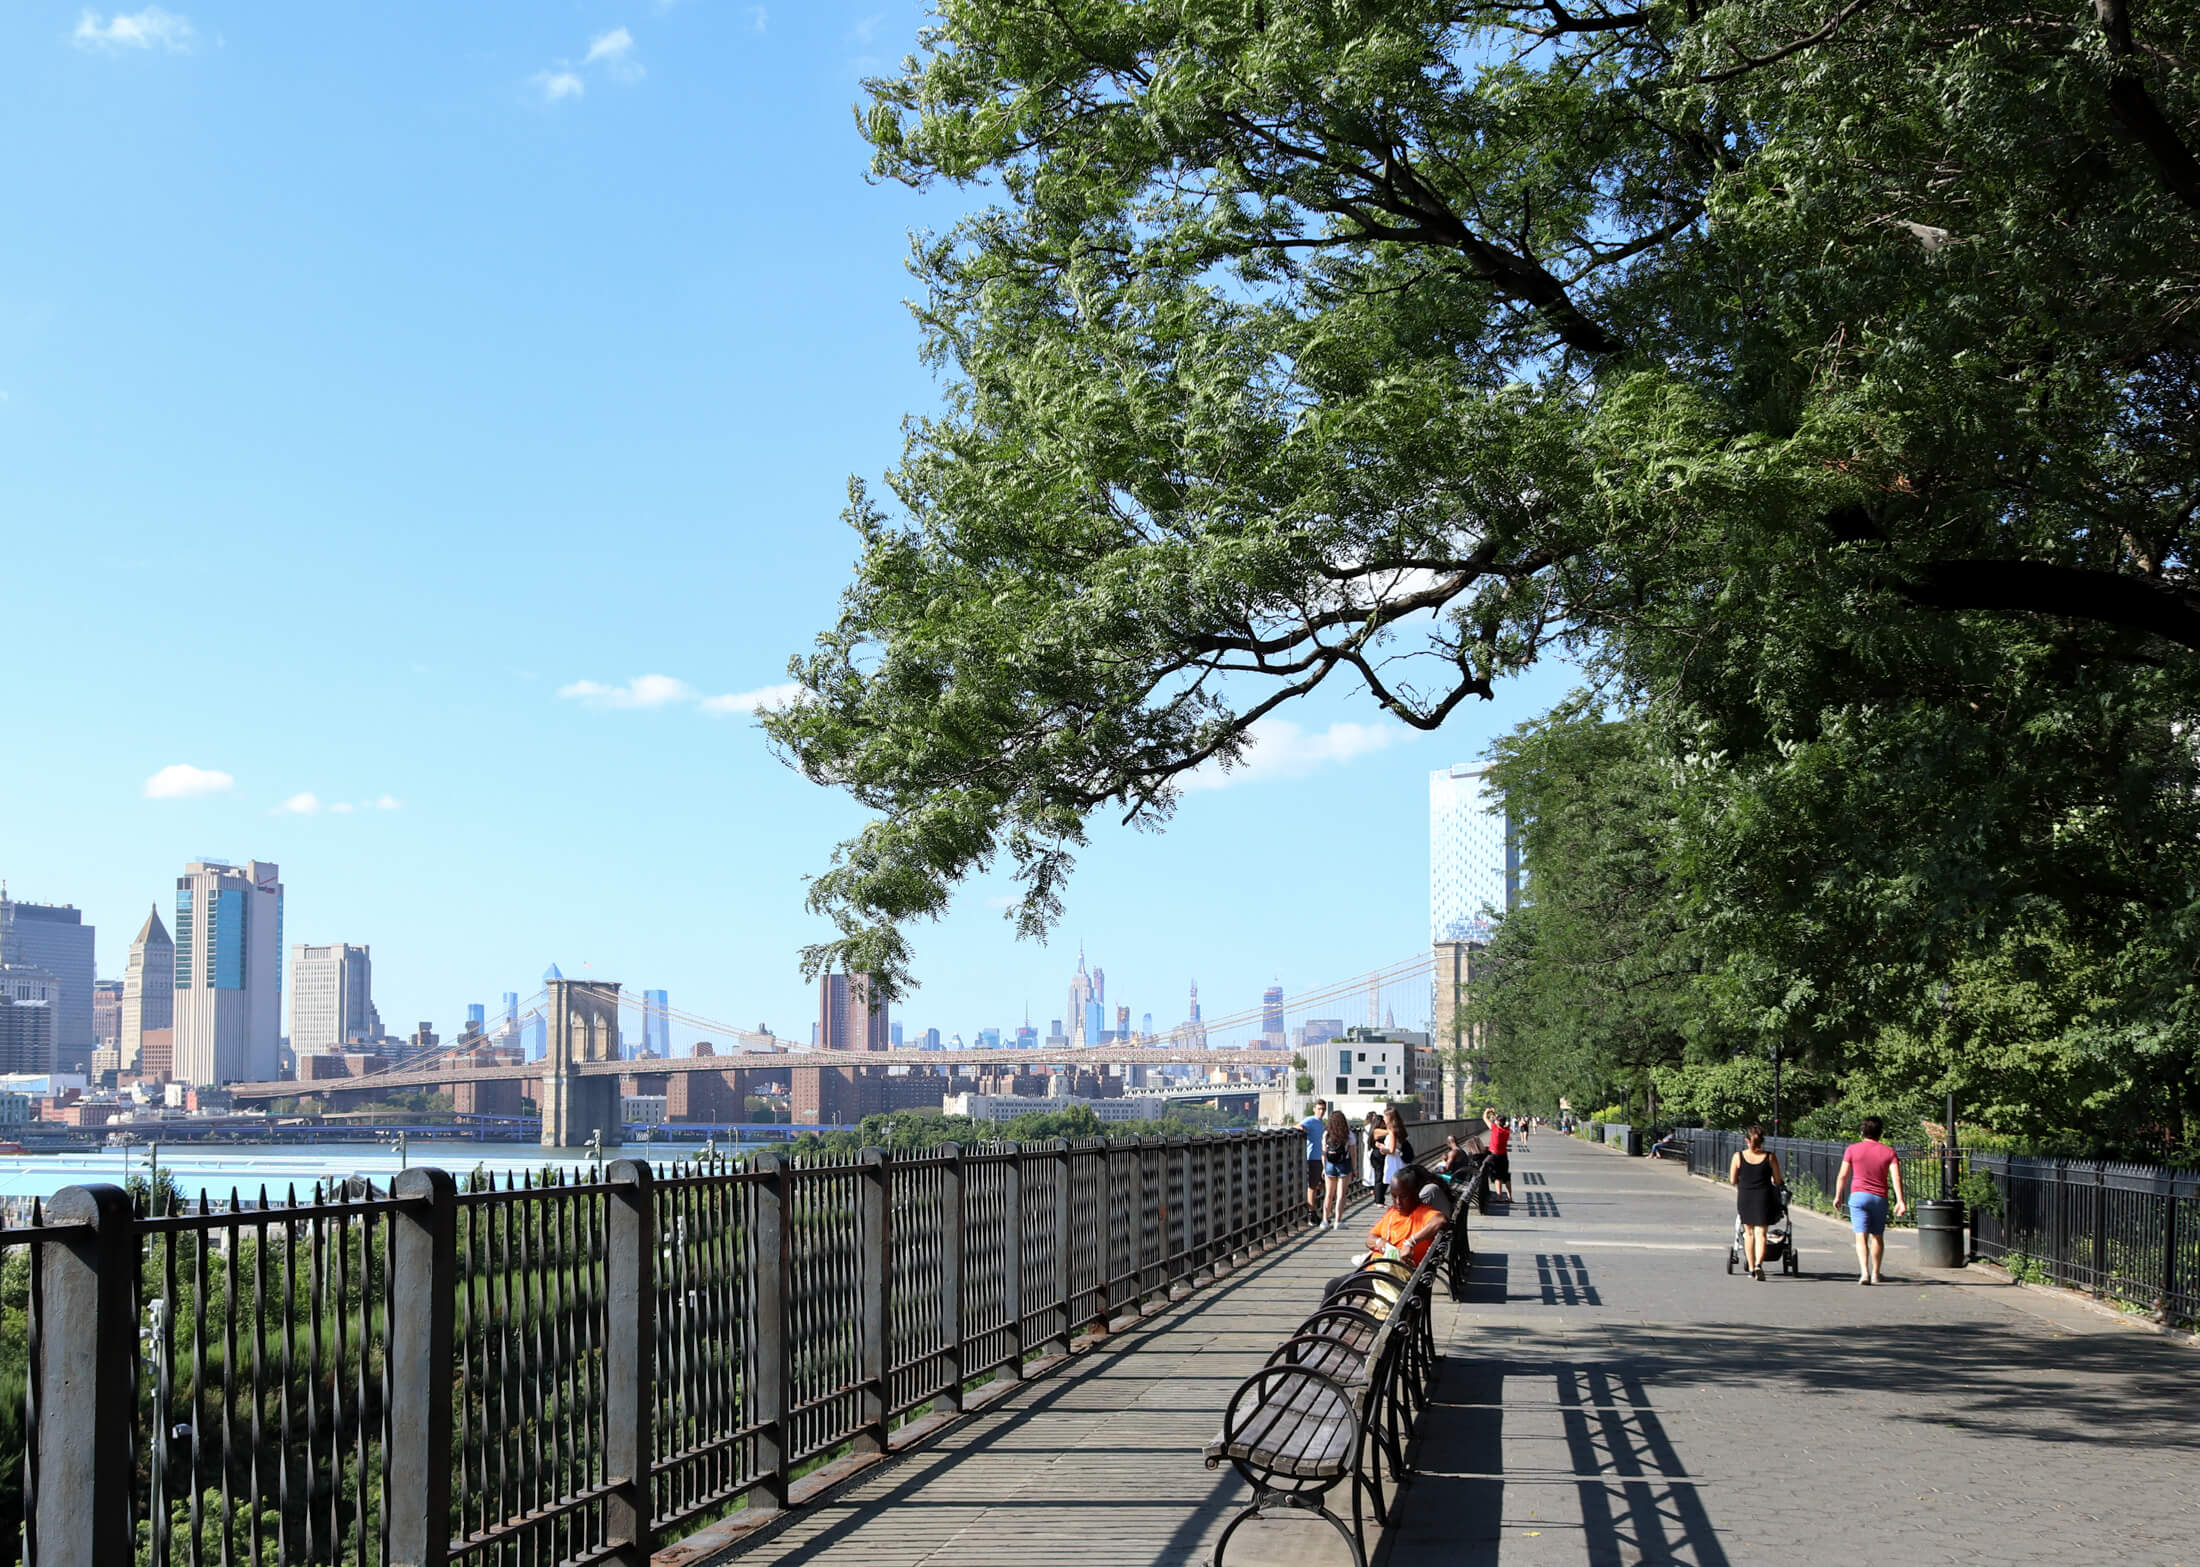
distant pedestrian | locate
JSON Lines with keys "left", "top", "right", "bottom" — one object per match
{"left": 1514, "top": 1116, "right": 1531, "bottom": 1153}
{"left": 1364, "top": 1110, "right": 1387, "bottom": 1190}
{"left": 1728, "top": 1125, "right": 1784, "bottom": 1282}
{"left": 1321, "top": 1110, "right": 1354, "bottom": 1230}
{"left": 1831, "top": 1116, "right": 1908, "bottom": 1285}
{"left": 1301, "top": 1098, "right": 1329, "bottom": 1219}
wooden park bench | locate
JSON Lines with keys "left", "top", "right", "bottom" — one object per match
{"left": 1202, "top": 1216, "right": 1452, "bottom": 1567}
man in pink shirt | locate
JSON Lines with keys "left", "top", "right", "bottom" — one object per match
{"left": 1831, "top": 1116, "right": 1908, "bottom": 1285}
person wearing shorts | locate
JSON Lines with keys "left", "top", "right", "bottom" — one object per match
{"left": 1320, "top": 1109, "right": 1354, "bottom": 1230}
{"left": 1832, "top": 1116, "right": 1908, "bottom": 1284}
{"left": 1483, "top": 1111, "right": 1512, "bottom": 1200}
{"left": 1301, "top": 1099, "right": 1329, "bottom": 1218}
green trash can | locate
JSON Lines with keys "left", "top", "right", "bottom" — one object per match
{"left": 1915, "top": 1199, "right": 1966, "bottom": 1268}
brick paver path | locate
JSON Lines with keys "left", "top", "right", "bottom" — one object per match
{"left": 1386, "top": 1133, "right": 2200, "bottom": 1567}
{"left": 713, "top": 1136, "right": 2198, "bottom": 1567}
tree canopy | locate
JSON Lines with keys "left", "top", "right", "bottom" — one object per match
{"left": 766, "top": 0, "right": 2200, "bottom": 1007}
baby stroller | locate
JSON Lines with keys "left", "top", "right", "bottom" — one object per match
{"left": 1728, "top": 1185, "right": 1800, "bottom": 1275}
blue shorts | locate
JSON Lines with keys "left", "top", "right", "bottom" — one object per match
{"left": 1849, "top": 1193, "right": 1889, "bottom": 1236}
{"left": 1323, "top": 1158, "right": 1352, "bottom": 1180}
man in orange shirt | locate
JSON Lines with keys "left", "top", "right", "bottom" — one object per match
{"left": 1360, "top": 1171, "right": 1447, "bottom": 1267}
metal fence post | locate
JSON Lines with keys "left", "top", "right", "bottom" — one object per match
{"left": 2092, "top": 1163, "right": 2110, "bottom": 1295}
{"left": 1054, "top": 1141, "right": 1074, "bottom": 1352}
{"left": 753, "top": 1152, "right": 793, "bottom": 1507}
{"left": 856, "top": 1147, "right": 890, "bottom": 1453}
{"left": 1127, "top": 1136, "right": 1147, "bottom": 1313}
{"left": 939, "top": 1142, "right": 966, "bottom": 1412}
{"left": 603, "top": 1158, "right": 657, "bottom": 1563}
{"left": 34, "top": 1184, "right": 136, "bottom": 1567}
{"left": 387, "top": 1167, "right": 457, "bottom": 1567}
{"left": 1001, "top": 1148, "right": 1024, "bottom": 1380}
{"left": 2162, "top": 1183, "right": 2179, "bottom": 1318}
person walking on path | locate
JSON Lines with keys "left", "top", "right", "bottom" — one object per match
{"left": 1320, "top": 1110, "right": 1354, "bottom": 1230}
{"left": 1301, "top": 1099, "right": 1329, "bottom": 1219}
{"left": 1728, "top": 1125, "right": 1784, "bottom": 1281}
{"left": 1364, "top": 1110, "right": 1388, "bottom": 1191}
{"left": 1832, "top": 1116, "right": 1908, "bottom": 1285}
{"left": 1483, "top": 1111, "right": 1513, "bottom": 1201}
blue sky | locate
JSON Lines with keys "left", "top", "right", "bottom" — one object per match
{"left": 3, "top": 1, "right": 1577, "bottom": 1046}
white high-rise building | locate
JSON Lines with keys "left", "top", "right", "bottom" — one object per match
{"left": 1430, "top": 764, "right": 1519, "bottom": 943}
{"left": 173, "top": 860, "right": 284, "bottom": 1086}
{"left": 120, "top": 906, "right": 175, "bottom": 1071}
{"left": 289, "top": 943, "right": 374, "bottom": 1056}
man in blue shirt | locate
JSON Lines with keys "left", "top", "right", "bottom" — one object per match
{"left": 1302, "top": 1099, "right": 1329, "bottom": 1218}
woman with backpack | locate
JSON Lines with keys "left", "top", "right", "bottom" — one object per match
{"left": 1319, "top": 1109, "right": 1354, "bottom": 1230}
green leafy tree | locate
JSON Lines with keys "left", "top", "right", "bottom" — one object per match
{"left": 767, "top": 0, "right": 2200, "bottom": 995}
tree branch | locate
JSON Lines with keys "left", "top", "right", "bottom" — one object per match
{"left": 2096, "top": 0, "right": 2200, "bottom": 214}
{"left": 1902, "top": 559, "right": 2200, "bottom": 651}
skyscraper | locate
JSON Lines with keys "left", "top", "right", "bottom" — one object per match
{"left": 0, "top": 895, "right": 96, "bottom": 1073}
{"left": 120, "top": 906, "right": 174, "bottom": 1072}
{"left": 93, "top": 980, "right": 123, "bottom": 1051}
{"left": 642, "top": 989, "right": 670, "bottom": 1058}
{"left": 817, "top": 971, "right": 888, "bottom": 1052}
{"left": 289, "top": 943, "right": 373, "bottom": 1056}
{"left": 1429, "top": 763, "right": 1520, "bottom": 943}
{"left": 1261, "top": 983, "right": 1285, "bottom": 1039}
{"left": 172, "top": 860, "right": 284, "bottom": 1086}
{"left": 0, "top": 965, "right": 58, "bottom": 1074}
{"left": 1067, "top": 948, "right": 1096, "bottom": 1046}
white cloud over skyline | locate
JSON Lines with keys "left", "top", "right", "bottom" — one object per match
{"left": 561, "top": 674, "right": 797, "bottom": 718}
{"left": 143, "top": 762, "right": 233, "bottom": 800}
{"left": 536, "top": 70, "right": 585, "bottom": 102}
{"left": 699, "top": 682, "right": 800, "bottom": 716}
{"left": 274, "top": 792, "right": 321, "bottom": 815}
{"left": 1180, "top": 719, "right": 1410, "bottom": 793}
{"left": 73, "top": 6, "right": 193, "bottom": 51}
{"left": 584, "top": 27, "right": 642, "bottom": 80}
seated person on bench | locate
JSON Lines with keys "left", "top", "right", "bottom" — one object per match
{"left": 1434, "top": 1132, "right": 1483, "bottom": 1179}
{"left": 1359, "top": 1170, "right": 1447, "bottom": 1267}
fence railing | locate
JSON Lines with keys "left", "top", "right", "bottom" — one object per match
{"left": 1673, "top": 1130, "right": 2199, "bottom": 1329}
{"left": 4, "top": 1128, "right": 1307, "bottom": 1567}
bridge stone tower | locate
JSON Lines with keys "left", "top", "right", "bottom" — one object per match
{"left": 541, "top": 978, "right": 623, "bottom": 1148}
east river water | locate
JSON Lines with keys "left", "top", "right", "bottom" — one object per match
{"left": 0, "top": 1135, "right": 778, "bottom": 1207}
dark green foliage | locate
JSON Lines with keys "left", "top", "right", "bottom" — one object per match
{"left": 768, "top": 0, "right": 2200, "bottom": 1004}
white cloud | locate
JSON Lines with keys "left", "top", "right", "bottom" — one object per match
{"left": 329, "top": 802, "right": 355, "bottom": 814}
{"left": 1180, "top": 719, "right": 1410, "bottom": 792}
{"left": 584, "top": 26, "right": 643, "bottom": 80}
{"left": 536, "top": 70, "right": 585, "bottom": 102}
{"left": 699, "top": 682, "right": 801, "bottom": 717}
{"left": 985, "top": 893, "right": 1020, "bottom": 910}
{"left": 73, "top": 6, "right": 193, "bottom": 51}
{"left": 750, "top": 6, "right": 768, "bottom": 32}
{"left": 370, "top": 794, "right": 402, "bottom": 810}
{"left": 559, "top": 674, "right": 798, "bottom": 718}
{"left": 143, "top": 762, "right": 234, "bottom": 800}
{"left": 559, "top": 673, "right": 694, "bottom": 709}
{"left": 847, "top": 13, "right": 882, "bottom": 44}
{"left": 273, "top": 792, "right": 321, "bottom": 816}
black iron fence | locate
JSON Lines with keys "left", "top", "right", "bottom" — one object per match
{"left": 1674, "top": 1130, "right": 2200, "bottom": 1328}
{"left": 4, "top": 1129, "right": 1306, "bottom": 1566}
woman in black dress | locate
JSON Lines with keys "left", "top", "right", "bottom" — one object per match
{"left": 1729, "top": 1125, "right": 1784, "bottom": 1281}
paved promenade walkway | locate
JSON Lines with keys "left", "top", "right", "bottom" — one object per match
{"left": 720, "top": 1136, "right": 2198, "bottom": 1567}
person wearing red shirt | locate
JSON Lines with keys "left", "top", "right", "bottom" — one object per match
{"left": 1484, "top": 1112, "right": 1513, "bottom": 1200}
{"left": 1831, "top": 1116, "right": 1909, "bottom": 1285}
